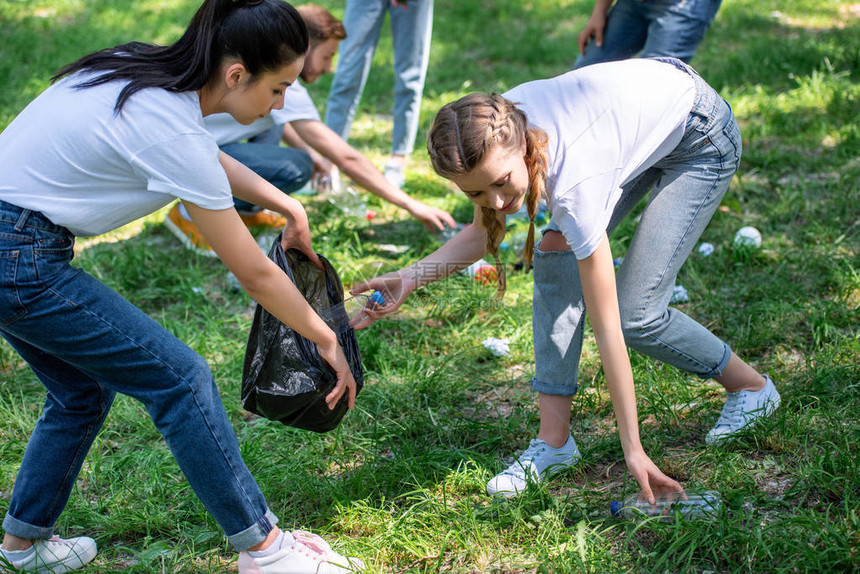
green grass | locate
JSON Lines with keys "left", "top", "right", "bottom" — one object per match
{"left": 1, "top": 0, "right": 859, "bottom": 572}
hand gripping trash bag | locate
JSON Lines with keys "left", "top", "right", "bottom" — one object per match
{"left": 241, "top": 236, "right": 363, "bottom": 432}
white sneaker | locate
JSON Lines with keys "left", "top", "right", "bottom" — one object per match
{"left": 486, "top": 435, "right": 580, "bottom": 498}
{"left": 383, "top": 162, "right": 405, "bottom": 189}
{"left": 238, "top": 530, "right": 364, "bottom": 574}
{"left": 706, "top": 374, "right": 781, "bottom": 445}
{"left": 0, "top": 536, "right": 97, "bottom": 573}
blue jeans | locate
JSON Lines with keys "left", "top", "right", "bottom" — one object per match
{"left": 0, "top": 201, "right": 276, "bottom": 550}
{"left": 532, "top": 59, "right": 740, "bottom": 396}
{"left": 574, "top": 0, "right": 722, "bottom": 69}
{"left": 221, "top": 125, "right": 313, "bottom": 213}
{"left": 325, "top": 0, "right": 434, "bottom": 156}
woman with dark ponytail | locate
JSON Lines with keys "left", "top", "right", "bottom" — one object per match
{"left": 352, "top": 58, "right": 780, "bottom": 503}
{"left": 0, "top": 1, "right": 363, "bottom": 572}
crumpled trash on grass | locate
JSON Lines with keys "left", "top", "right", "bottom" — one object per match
{"left": 670, "top": 284, "right": 689, "bottom": 304}
{"left": 482, "top": 337, "right": 510, "bottom": 357}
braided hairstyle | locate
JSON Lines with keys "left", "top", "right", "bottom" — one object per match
{"left": 427, "top": 92, "right": 548, "bottom": 297}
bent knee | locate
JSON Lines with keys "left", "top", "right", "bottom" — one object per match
{"left": 620, "top": 307, "right": 669, "bottom": 346}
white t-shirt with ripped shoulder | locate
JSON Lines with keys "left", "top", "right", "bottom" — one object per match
{"left": 503, "top": 59, "right": 696, "bottom": 259}
{"left": 204, "top": 81, "right": 320, "bottom": 146}
{"left": 0, "top": 72, "right": 233, "bottom": 237}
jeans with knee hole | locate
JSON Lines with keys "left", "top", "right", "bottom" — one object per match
{"left": 0, "top": 201, "right": 277, "bottom": 550}
{"left": 531, "top": 58, "right": 740, "bottom": 396}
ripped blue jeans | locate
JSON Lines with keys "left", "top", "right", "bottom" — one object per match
{"left": 532, "top": 59, "right": 741, "bottom": 396}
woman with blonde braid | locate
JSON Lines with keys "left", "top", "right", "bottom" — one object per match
{"left": 351, "top": 57, "right": 780, "bottom": 500}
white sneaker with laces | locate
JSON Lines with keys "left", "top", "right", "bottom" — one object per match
{"left": 237, "top": 530, "right": 364, "bottom": 574}
{"left": 706, "top": 374, "right": 780, "bottom": 445}
{"left": 0, "top": 536, "right": 97, "bottom": 573}
{"left": 486, "top": 435, "right": 580, "bottom": 498}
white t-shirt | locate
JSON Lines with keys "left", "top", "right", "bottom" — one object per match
{"left": 205, "top": 81, "right": 321, "bottom": 146}
{"left": 0, "top": 72, "right": 233, "bottom": 237}
{"left": 504, "top": 59, "right": 696, "bottom": 259}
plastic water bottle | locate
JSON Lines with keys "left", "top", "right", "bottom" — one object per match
{"left": 610, "top": 490, "right": 722, "bottom": 522}
{"left": 327, "top": 185, "right": 374, "bottom": 220}
{"left": 319, "top": 291, "right": 385, "bottom": 329}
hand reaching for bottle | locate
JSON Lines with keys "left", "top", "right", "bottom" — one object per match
{"left": 625, "top": 448, "right": 684, "bottom": 505}
{"left": 348, "top": 269, "right": 416, "bottom": 330}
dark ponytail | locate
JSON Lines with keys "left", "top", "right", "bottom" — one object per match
{"left": 53, "top": 0, "right": 309, "bottom": 113}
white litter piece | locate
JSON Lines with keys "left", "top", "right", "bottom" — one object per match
{"left": 670, "top": 284, "right": 689, "bottom": 304}
{"left": 733, "top": 226, "right": 762, "bottom": 248}
{"left": 482, "top": 337, "right": 510, "bottom": 357}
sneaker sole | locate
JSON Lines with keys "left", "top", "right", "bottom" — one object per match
{"left": 164, "top": 216, "right": 218, "bottom": 258}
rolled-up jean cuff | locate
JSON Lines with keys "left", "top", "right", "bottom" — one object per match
{"left": 699, "top": 342, "right": 732, "bottom": 380}
{"left": 227, "top": 509, "right": 279, "bottom": 551}
{"left": 531, "top": 376, "right": 579, "bottom": 396}
{"left": 3, "top": 513, "right": 55, "bottom": 541}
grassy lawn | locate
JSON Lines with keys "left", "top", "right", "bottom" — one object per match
{"left": 1, "top": 0, "right": 858, "bottom": 572}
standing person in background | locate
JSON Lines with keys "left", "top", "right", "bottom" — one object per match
{"left": 325, "top": 0, "right": 434, "bottom": 189}
{"left": 0, "top": 1, "right": 363, "bottom": 572}
{"left": 350, "top": 58, "right": 780, "bottom": 500}
{"left": 575, "top": 0, "right": 722, "bottom": 69}
{"left": 193, "top": 2, "right": 453, "bottom": 257}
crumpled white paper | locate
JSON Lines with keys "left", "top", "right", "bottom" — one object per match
{"left": 482, "top": 337, "right": 510, "bottom": 357}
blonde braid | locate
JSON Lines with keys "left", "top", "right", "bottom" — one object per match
{"left": 522, "top": 127, "right": 549, "bottom": 271}
{"left": 484, "top": 94, "right": 513, "bottom": 296}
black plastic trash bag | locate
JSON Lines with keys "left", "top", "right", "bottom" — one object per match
{"left": 241, "top": 235, "right": 363, "bottom": 432}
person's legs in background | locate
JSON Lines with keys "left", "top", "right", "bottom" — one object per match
{"left": 639, "top": 0, "right": 722, "bottom": 62}
{"left": 574, "top": 0, "right": 649, "bottom": 69}
{"left": 324, "top": 0, "right": 388, "bottom": 142}
{"left": 574, "top": 0, "right": 722, "bottom": 69}
{"left": 384, "top": 0, "right": 434, "bottom": 187}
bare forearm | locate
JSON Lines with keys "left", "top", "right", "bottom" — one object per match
{"left": 579, "top": 234, "right": 645, "bottom": 455}
{"left": 401, "top": 223, "right": 487, "bottom": 289}
{"left": 337, "top": 153, "right": 417, "bottom": 211}
{"left": 596, "top": 332, "right": 643, "bottom": 453}
{"left": 292, "top": 120, "right": 419, "bottom": 213}
{"left": 220, "top": 151, "right": 304, "bottom": 217}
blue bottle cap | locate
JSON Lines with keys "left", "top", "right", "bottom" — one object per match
{"left": 370, "top": 291, "right": 386, "bottom": 305}
{"left": 610, "top": 501, "right": 622, "bottom": 516}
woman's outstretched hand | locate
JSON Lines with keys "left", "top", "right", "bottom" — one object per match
{"left": 348, "top": 269, "right": 415, "bottom": 330}
{"left": 625, "top": 449, "right": 684, "bottom": 505}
